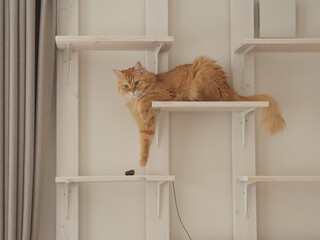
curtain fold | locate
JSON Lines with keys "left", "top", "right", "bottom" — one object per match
{"left": 1, "top": 0, "right": 56, "bottom": 239}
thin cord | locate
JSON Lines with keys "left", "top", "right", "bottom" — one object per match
{"left": 172, "top": 182, "right": 192, "bottom": 240}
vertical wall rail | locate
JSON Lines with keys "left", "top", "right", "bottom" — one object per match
{"left": 146, "top": 0, "right": 170, "bottom": 239}
{"left": 56, "top": 0, "right": 79, "bottom": 239}
{"left": 231, "top": 0, "right": 257, "bottom": 239}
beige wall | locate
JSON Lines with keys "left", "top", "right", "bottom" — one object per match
{"left": 41, "top": 0, "right": 320, "bottom": 239}
{"left": 169, "top": 0, "right": 232, "bottom": 239}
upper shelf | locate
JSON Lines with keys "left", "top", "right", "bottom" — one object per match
{"left": 55, "top": 36, "right": 174, "bottom": 51}
{"left": 152, "top": 101, "right": 269, "bottom": 112}
{"left": 235, "top": 38, "right": 320, "bottom": 54}
{"left": 238, "top": 176, "right": 320, "bottom": 182}
{"left": 56, "top": 175, "right": 175, "bottom": 183}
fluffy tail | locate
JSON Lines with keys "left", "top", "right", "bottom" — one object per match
{"left": 239, "top": 94, "right": 285, "bottom": 134}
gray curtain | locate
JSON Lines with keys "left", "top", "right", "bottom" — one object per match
{"left": 0, "top": 0, "right": 56, "bottom": 239}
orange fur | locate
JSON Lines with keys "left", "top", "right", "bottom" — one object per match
{"left": 114, "top": 57, "right": 285, "bottom": 166}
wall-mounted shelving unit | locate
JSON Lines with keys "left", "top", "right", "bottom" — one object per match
{"left": 232, "top": 1, "right": 320, "bottom": 239}
{"left": 56, "top": 1, "right": 174, "bottom": 240}
{"left": 234, "top": 36, "right": 320, "bottom": 226}
{"left": 56, "top": 1, "right": 320, "bottom": 239}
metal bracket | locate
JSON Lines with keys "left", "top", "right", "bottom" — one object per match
{"left": 243, "top": 181, "right": 255, "bottom": 218}
{"left": 153, "top": 43, "right": 164, "bottom": 74}
{"left": 240, "top": 107, "right": 255, "bottom": 148}
{"left": 64, "top": 42, "right": 72, "bottom": 85}
{"left": 156, "top": 181, "right": 166, "bottom": 219}
{"left": 240, "top": 46, "right": 254, "bottom": 89}
{"left": 64, "top": 181, "right": 71, "bottom": 220}
{"left": 155, "top": 109, "right": 162, "bottom": 148}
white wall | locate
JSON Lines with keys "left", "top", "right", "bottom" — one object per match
{"left": 41, "top": 0, "right": 320, "bottom": 239}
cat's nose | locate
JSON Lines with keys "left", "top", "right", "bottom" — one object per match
{"left": 131, "top": 90, "right": 135, "bottom": 93}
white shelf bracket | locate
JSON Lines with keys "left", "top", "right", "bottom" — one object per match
{"left": 64, "top": 181, "right": 72, "bottom": 220}
{"left": 242, "top": 181, "right": 255, "bottom": 218}
{"left": 156, "top": 181, "right": 166, "bottom": 219}
{"left": 153, "top": 43, "right": 164, "bottom": 74}
{"left": 240, "top": 45, "right": 255, "bottom": 89}
{"left": 155, "top": 109, "right": 162, "bottom": 148}
{"left": 240, "top": 107, "right": 255, "bottom": 148}
{"left": 64, "top": 42, "right": 72, "bottom": 85}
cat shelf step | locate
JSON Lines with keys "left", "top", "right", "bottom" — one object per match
{"left": 55, "top": 36, "right": 174, "bottom": 85}
{"left": 55, "top": 175, "right": 175, "bottom": 183}
{"left": 55, "top": 36, "right": 174, "bottom": 51}
{"left": 234, "top": 38, "right": 320, "bottom": 89}
{"left": 152, "top": 101, "right": 269, "bottom": 112}
{"left": 55, "top": 175, "right": 175, "bottom": 220}
{"left": 152, "top": 101, "right": 269, "bottom": 148}
{"left": 238, "top": 176, "right": 320, "bottom": 218}
{"left": 238, "top": 176, "right": 320, "bottom": 182}
{"left": 235, "top": 38, "right": 320, "bottom": 54}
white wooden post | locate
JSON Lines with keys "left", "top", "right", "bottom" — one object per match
{"left": 145, "top": 0, "right": 170, "bottom": 239}
{"left": 56, "top": 1, "right": 79, "bottom": 239}
{"left": 231, "top": 0, "right": 257, "bottom": 239}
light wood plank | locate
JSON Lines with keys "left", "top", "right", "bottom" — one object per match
{"left": 55, "top": 175, "right": 175, "bottom": 183}
{"left": 238, "top": 176, "right": 320, "bottom": 182}
{"left": 55, "top": 36, "right": 174, "bottom": 51}
{"left": 152, "top": 101, "right": 269, "bottom": 112}
{"left": 235, "top": 38, "right": 320, "bottom": 54}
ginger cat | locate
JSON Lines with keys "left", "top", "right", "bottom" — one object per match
{"left": 113, "top": 56, "right": 285, "bottom": 166}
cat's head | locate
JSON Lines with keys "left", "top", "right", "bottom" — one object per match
{"left": 113, "top": 61, "right": 153, "bottom": 99}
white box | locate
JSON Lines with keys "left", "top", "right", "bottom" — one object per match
{"left": 259, "top": 0, "right": 296, "bottom": 38}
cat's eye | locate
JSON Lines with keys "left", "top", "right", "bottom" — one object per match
{"left": 124, "top": 84, "right": 129, "bottom": 89}
{"left": 134, "top": 81, "right": 139, "bottom": 86}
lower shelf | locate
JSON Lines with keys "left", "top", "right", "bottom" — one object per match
{"left": 55, "top": 175, "right": 175, "bottom": 183}
{"left": 238, "top": 176, "right": 320, "bottom": 217}
{"left": 56, "top": 175, "right": 174, "bottom": 220}
{"left": 238, "top": 176, "right": 320, "bottom": 182}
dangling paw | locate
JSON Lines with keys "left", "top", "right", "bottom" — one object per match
{"left": 140, "top": 156, "right": 148, "bottom": 167}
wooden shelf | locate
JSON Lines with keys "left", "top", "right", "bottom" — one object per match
{"left": 235, "top": 38, "right": 320, "bottom": 54}
{"left": 238, "top": 176, "right": 320, "bottom": 182}
{"left": 55, "top": 36, "right": 174, "bottom": 51}
{"left": 55, "top": 175, "right": 175, "bottom": 183}
{"left": 152, "top": 101, "right": 269, "bottom": 112}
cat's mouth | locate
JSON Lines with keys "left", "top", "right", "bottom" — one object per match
{"left": 129, "top": 90, "right": 142, "bottom": 98}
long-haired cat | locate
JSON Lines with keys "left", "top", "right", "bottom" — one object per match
{"left": 113, "top": 56, "right": 285, "bottom": 166}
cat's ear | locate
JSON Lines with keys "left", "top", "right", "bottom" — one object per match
{"left": 113, "top": 69, "right": 124, "bottom": 80}
{"left": 134, "top": 61, "right": 143, "bottom": 74}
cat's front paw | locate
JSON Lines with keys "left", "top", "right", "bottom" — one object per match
{"left": 140, "top": 157, "right": 148, "bottom": 167}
